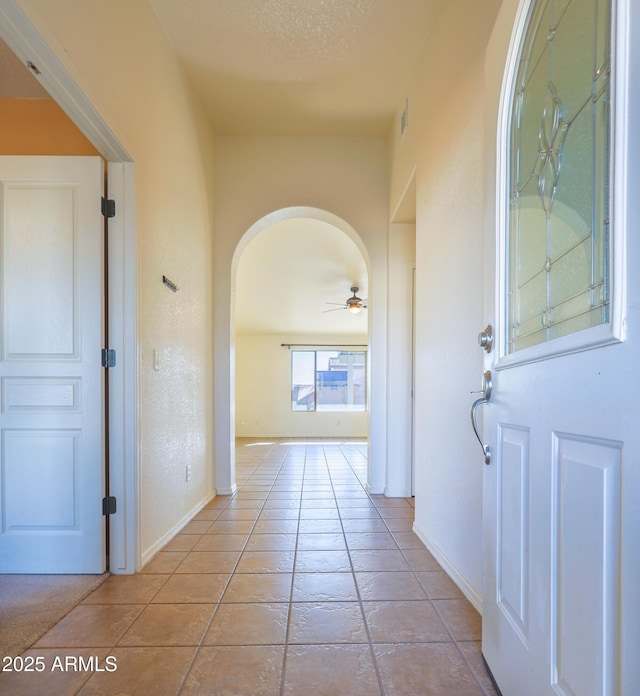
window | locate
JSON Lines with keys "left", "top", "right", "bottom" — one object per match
{"left": 291, "top": 350, "right": 366, "bottom": 412}
{"left": 506, "top": 0, "right": 612, "bottom": 353}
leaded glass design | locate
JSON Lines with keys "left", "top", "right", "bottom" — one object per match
{"left": 507, "top": 0, "right": 611, "bottom": 353}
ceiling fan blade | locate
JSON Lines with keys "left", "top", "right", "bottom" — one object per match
{"left": 323, "top": 287, "right": 368, "bottom": 314}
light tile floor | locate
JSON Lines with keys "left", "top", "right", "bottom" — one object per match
{"left": 1, "top": 439, "right": 499, "bottom": 695}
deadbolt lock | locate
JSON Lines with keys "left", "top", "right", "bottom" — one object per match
{"left": 478, "top": 324, "right": 494, "bottom": 353}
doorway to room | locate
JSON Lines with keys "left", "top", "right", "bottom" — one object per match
{"left": 0, "top": 11, "right": 138, "bottom": 575}
{"left": 228, "top": 208, "right": 371, "bottom": 490}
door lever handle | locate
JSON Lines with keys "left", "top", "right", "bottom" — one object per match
{"left": 470, "top": 371, "right": 492, "bottom": 465}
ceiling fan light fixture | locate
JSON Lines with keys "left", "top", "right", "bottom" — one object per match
{"left": 346, "top": 285, "right": 364, "bottom": 314}
{"left": 323, "top": 285, "right": 367, "bottom": 315}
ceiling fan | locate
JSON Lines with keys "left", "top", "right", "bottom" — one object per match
{"left": 324, "top": 286, "right": 368, "bottom": 314}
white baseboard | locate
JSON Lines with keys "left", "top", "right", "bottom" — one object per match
{"left": 412, "top": 520, "right": 483, "bottom": 614}
{"left": 365, "top": 483, "right": 385, "bottom": 495}
{"left": 384, "top": 487, "right": 412, "bottom": 498}
{"left": 140, "top": 490, "right": 217, "bottom": 567}
{"left": 216, "top": 485, "right": 237, "bottom": 496}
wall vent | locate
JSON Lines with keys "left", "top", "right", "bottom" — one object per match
{"left": 400, "top": 98, "right": 409, "bottom": 138}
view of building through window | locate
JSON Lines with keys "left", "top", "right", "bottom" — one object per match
{"left": 291, "top": 350, "right": 366, "bottom": 411}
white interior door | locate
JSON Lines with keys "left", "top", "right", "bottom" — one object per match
{"left": 0, "top": 156, "right": 105, "bottom": 573}
{"left": 482, "top": 1, "right": 639, "bottom": 695}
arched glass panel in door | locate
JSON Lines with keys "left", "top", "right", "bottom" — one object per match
{"left": 507, "top": 0, "right": 612, "bottom": 353}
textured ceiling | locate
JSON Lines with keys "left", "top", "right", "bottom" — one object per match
{"left": 2, "top": 2, "right": 433, "bottom": 336}
{"left": 149, "top": 0, "right": 441, "bottom": 135}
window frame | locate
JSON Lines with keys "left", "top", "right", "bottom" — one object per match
{"left": 290, "top": 349, "right": 367, "bottom": 412}
{"left": 495, "top": 0, "right": 626, "bottom": 370}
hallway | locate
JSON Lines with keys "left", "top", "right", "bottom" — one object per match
{"left": 1, "top": 440, "right": 497, "bottom": 695}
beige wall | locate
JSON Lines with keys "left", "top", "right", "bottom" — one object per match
{"left": 388, "top": 0, "right": 502, "bottom": 607}
{"left": 18, "top": 0, "right": 217, "bottom": 563}
{"left": 236, "top": 333, "right": 368, "bottom": 438}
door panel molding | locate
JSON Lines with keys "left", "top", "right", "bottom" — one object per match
{"left": 2, "top": 377, "right": 81, "bottom": 413}
{"left": 3, "top": 428, "right": 80, "bottom": 530}
{"left": 551, "top": 432, "right": 622, "bottom": 696}
{"left": 0, "top": 156, "right": 104, "bottom": 573}
{"left": 497, "top": 423, "right": 530, "bottom": 646}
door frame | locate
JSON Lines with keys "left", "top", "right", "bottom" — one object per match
{"left": 0, "top": 1, "right": 139, "bottom": 573}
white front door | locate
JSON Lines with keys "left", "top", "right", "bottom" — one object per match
{"left": 0, "top": 156, "right": 105, "bottom": 573}
{"left": 482, "top": 1, "right": 639, "bottom": 695}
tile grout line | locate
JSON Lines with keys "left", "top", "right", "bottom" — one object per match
{"left": 73, "top": 500, "right": 242, "bottom": 696}
{"left": 375, "top": 479, "right": 491, "bottom": 695}
{"left": 328, "top": 443, "right": 387, "bottom": 696}
{"left": 278, "top": 441, "right": 306, "bottom": 696}
{"left": 177, "top": 441, "right": 284, "bottom": 695}
{"left": 343, "top": 442, "right": 489, "bottom": 694}
{"left": 28, "top": 438, "right": 493, "bottom": 695}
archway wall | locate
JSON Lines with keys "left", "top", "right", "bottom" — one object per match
{"left": 214, "top": 136, "right": 388, "bottom": 493}
{"left": 234, "top": 209, "right": 369, "bottom": 439}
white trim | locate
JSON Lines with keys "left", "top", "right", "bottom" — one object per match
{"left": 140, "top": 491, "right": 217, "bottom": 568}
{"left": 496, "top": 324, "right": 623, "bottom": 369}
{"left": 413, "top": 520, "right": 483, "bottom": 614}
{"left": 494, "top": 0, "right": 627, "bottom": 370}
{"left": 494, "top": 0, "right": 525, "bottom": 370}
{"left": 611, "top": 0, "right": 630, "bottom": 345}
{"left": 0, "top": 0, "right": 139, "bottom": 573}
{"left": 107, "top": 162, "right": 139, "bottom": 574}
{"left": 0, "top": 1, "right": 132, "bottom": 162}
{"left": 383, "top": 487, "right": 412, "bottom": 498}
{"left": 216, "top": 485, "right": 237, "bottom": 496}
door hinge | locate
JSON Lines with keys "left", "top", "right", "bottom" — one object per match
{"left": 101, "top": 196, "right": 116, "bottom": 218}
{"left": 101, "top": 348, "right": 116, "bottom": 368}
{"left": 102, "top": 496, "right": 117, "bottom": 516}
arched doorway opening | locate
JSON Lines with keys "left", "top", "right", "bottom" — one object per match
{"left": 227, "top": 207, "right": 371, "bottom": 488}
